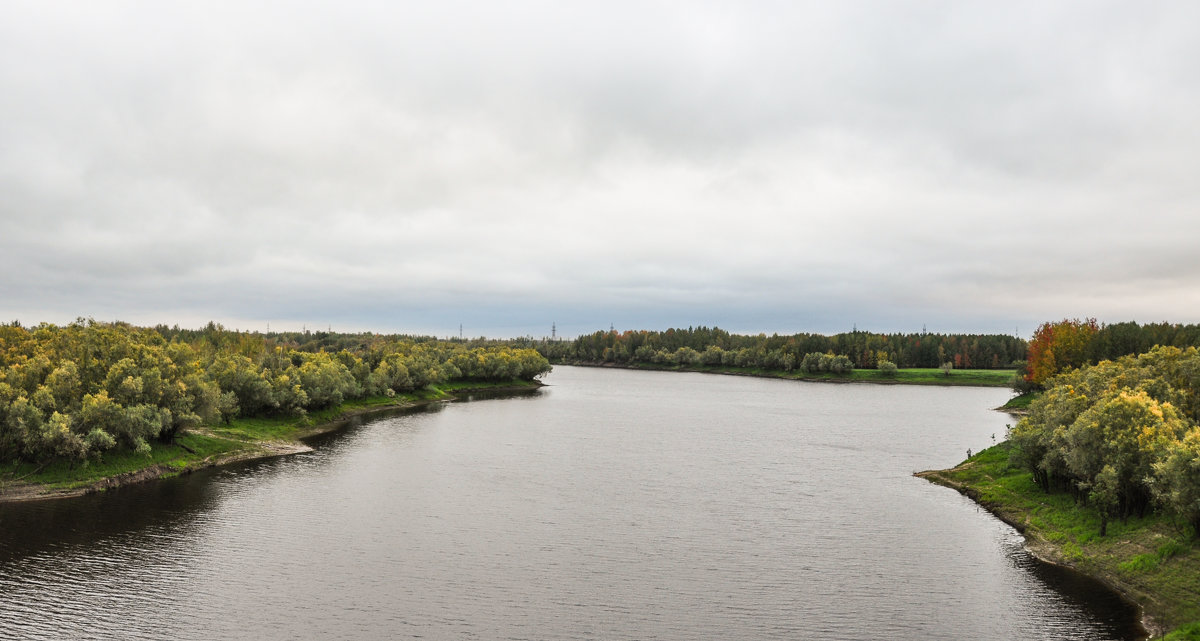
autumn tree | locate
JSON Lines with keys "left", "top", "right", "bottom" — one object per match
{"left": 1025, "top": 318, "right": 1099, "bottom": 387}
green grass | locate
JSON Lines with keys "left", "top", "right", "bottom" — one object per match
{"left": 999, "top": 391, "right": 1039, "bottom": 410}
{"left": 1166, "top": 622, "right": 1200, "bottom": 640}
{"left": 208, "top": 415, "right": 308, "bottom": 441}
{"left": 1, "top": 432, "right": 249, "bottom": 490}
{"left": 2, "top": 381, "right": 543, "bottom": 496}
{"left": 870, "top": 367, "right": 1015, "bottom": 386}
{"left": 924, "top": 441, "right": 1200, "bottom": 636}
{"left": 207, "top": 395, "right": 429, "bottom": 442}
{"left": 435, "top": 378, "right": 540, "bottom": 392}
{"left": 209, "top": 382, "right": 539, "bottom": 442}
{"left": 586, "top": 362, "right": 1016, "bottom": 387}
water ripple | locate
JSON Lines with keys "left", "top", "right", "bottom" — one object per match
{"left": 0, "top": 368, "right": 1142, "bottom": 640}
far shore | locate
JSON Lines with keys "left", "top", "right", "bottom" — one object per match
{"left": 558, "top": 360, "right": 1017, "bottom": 388}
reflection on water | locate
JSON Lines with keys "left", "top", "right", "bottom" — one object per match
{"left": 0, "top": 367, "right": 1143, "bottom": 640}
{"left": 1, "top": 477, "right": 202, "bottom": 566}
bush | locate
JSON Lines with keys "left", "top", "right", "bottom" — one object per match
{"left": 1010, "top": 360, "right": 1035, "bottom": 393}
{"left": 878, "top": 360, "right": 898, "bottom": 377}
{"left": 84, "top": 428, "right": 116, "bottom": 455}
{"left": 829, "top": 354, "right": 854, "bottom": 374}
{"left": 133, "top": 437, "right": 152, "bottom": 456}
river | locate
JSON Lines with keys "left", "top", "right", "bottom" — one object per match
{"left": 0, "top": 366, "right": 1142, "bottom": 640}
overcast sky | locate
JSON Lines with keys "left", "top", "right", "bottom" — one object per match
{"left": 2, "top": 2, "right": 1198, "bottom": 338}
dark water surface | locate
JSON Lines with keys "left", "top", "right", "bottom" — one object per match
{"left": 0, "top": 366, "right": 1142, "bottom": 640}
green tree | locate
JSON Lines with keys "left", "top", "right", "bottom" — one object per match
{"left": 217, "top": 391, "right": 240, "bottom": 425}
{"left": 1064, "top": 390, "right": 1187, "bottom": 532}
{"left": 294, "top": 353, "right": 358, "bottom": 410}
{"left": 1152, "top": 427, "right": 1200, "bottom": 538}
{"left": 208, "top": 355, "right": 276, "bottom": 415}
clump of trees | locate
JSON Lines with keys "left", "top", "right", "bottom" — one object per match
{"left": 1023, "top": 319, "right": 1200, "bottom": 389}
{"left": 0, "top": 320, "right": 551, "bottom": 465}
{"left": 799, "top": 352, "right": 855, "bottom": 374}
{"left": 1025, "top": 318, "right": 1100, "bottom": 387}
{"left": 1008, "top": 345, "right": 1200, "bottom": 537}
{"left": 544, "top": 326, "right": 1026, "bottom": 371}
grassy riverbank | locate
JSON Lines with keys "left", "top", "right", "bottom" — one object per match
{"left": 0, "top": 380, "right": 542, "bottom": 502}
{"left": 918, "top": 441, "right": 1200, "bottom": 638}
{"left": 565, "top": 361, "right": 1016, "bottom": 387}
{"left": 997, "top": 391, "right": 1038, "bottom": 412}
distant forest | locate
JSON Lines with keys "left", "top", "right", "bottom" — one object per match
{"left": 538, "top": 326, "right": 1028, "bottom": 371}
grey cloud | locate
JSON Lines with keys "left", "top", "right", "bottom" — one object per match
{"left": 2, "top": 1, "right": 1199, "bottom": 336}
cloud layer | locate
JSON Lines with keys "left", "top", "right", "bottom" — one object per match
{"left": 3, "top": 2, "right": 1199, "bottom": 337}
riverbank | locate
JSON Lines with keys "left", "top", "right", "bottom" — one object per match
{"left": 559, "top": 361, "right": 1016, "bottom": 387}
{"left": 0, "top": 380, "right": 544, "bottom": 503}
{"left": 996, "top": 391, "right": 1037, "bottom": 414}
{"left": 918, "top": 441, "right": 1200, "bottom": 639}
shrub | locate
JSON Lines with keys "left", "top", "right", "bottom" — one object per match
{"left": 829, "top": 354, "right": 854, "bottom": 375}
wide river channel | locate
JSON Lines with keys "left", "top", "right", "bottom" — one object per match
{"left": 0, "top": 366, "right": 1142, "bottom": 640}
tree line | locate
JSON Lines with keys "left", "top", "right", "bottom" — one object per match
{"left": 0, "top": 320, "right": 551, "bottom": 465}
{"left": 1022, "top": 319, "right": 1200, "bottom": 389}
{"left": 539, "top": 326, "right": 1026, "bottom": 371}
{"left": 1009, "top": 345, "right": 1200, "bottom": 537}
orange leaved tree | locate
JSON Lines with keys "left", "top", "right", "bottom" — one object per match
{"left": 1025, "top": 318, "right": 1099, "bottom": 387}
